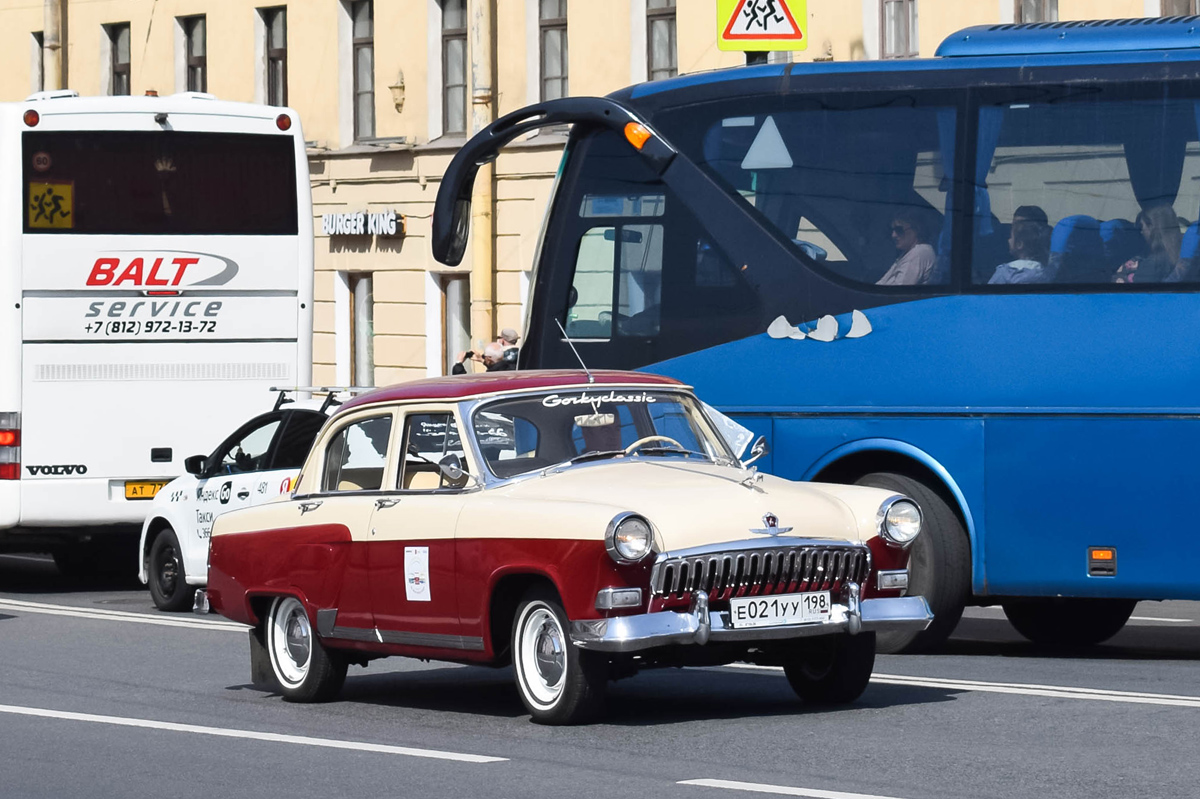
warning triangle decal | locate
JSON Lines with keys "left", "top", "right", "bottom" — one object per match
{"left": 722, "top": 0, "right": 804, "bottom": 40}
{"left": 740, "top": 116, "right": 793, "bottom": 171}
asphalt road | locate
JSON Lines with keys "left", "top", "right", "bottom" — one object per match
{"left": 2, "top": 552, "right": 1198, "bottom": 799}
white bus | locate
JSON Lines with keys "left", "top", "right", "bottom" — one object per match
{"left": 0, "top": 90, "right": 313, "bottom": 570}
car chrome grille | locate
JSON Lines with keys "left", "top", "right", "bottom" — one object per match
{"left": 650, "top": 543, "right": 871, "bottom": 602}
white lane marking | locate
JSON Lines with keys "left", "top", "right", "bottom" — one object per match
{"left": 0, "top": 703, "right": 507, "bottom": 764}
{"left": 1129, "top": 616, "right": 1192, "bottom": 623}
{"left": 966, "top": 606, "right": 1192, "bottom": 624}
{"left": 680, "top": 778, "right": 908, "bottom": 799}
{"left": 0, "top": 598, "right": 246, "bottom": 632}
{"left": 726, "top": 664, "right": 1200, "bottom": 708}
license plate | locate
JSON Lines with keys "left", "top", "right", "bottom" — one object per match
{"left": 728, "top": 591, "right": 832, "bottom": 629}
{"left": 124, "top": 481, "right": 167, "bottom": 500}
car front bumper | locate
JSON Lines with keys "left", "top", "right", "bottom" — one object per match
{"left": 569, "top": 583, "right": 933, "bottom": 653}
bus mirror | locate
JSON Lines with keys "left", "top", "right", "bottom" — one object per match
{"left": 184, "top": 455, "right": 206, "bottom": 475}
{"left": 447, "top": 198, "right": 472, "bottom": 265}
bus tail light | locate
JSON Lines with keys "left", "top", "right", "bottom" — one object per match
{"left": 23, "top": 109, "right": 39, "bottom": 127}
{"left": 276, "top": 114, "right": 292, "bottom": 131}
{"left": 0, "top": 412, "right": 19, "bottom": 480}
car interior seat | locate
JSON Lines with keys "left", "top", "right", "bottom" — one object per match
{"left": 1047, "top": 215, "right": 1106, "bottom": 283}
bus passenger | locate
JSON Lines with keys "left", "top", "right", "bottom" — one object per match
{"left": 989, "top": 216, "right": 1052, "bottom": 284}
{"left": 1114, "top": 204, "right": 1182, "bottom": 283}
{"left": 877, "top": 210, "right": 936, "bottom": 286}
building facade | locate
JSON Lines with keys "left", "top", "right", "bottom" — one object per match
{"left": 0, "top": 0, "right": 1171, "bottom": 385}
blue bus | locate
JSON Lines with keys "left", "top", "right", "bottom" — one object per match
{"left": 433, "top": 18, "right": 1200, "bottom": 653}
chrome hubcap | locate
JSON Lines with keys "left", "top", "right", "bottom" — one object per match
{"left": 533, "top": 620, "right": 565, "bottom": 686}
{"left": 284, "top": 611, "right": 310, "bottom": 667}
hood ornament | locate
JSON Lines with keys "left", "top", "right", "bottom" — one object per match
{"left": 750, "top": 512, "right": 793, "bottom": 536}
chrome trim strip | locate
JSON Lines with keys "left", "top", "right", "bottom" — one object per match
{"left": 570, "top": 591, "right": 933, "bottom": 653}
{"left": 657, "top": 536, "right": 865, "bottom": 560}
{"left": 876, "top": 569, "right": 909, "bottom": 591}
{"left": 595, "top": 587, "right": 643, "bottom": 611}
{"left": 325, "top": 624, "right": 485, "bottom": 651}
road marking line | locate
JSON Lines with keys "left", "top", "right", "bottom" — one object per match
{"left": 0, "top": 703, "right": 507, "bottom": 764}
{"left": 726, "top": 664, "right": 1200, "bottom": 708}
{"left": 1129, "top": 616, "right": 1192, "bottom": 623}
{"left": 0, "top": 598, "right": 246, "bottom": 632}
{"left": 967, "top": 606, "right": 1191, "bottom": 624}
{"left": 680, "top": 778, "right": 908, "bottom": 798}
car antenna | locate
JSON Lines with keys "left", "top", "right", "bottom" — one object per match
{"left": 554, "top": 318, "right": 594, "bottom": 384}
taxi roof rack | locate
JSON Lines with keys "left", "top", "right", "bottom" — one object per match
{"left": 270, "top": 386, "right": 376, "bottom": 413}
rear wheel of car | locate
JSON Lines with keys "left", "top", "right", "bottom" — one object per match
{"left": 511, "top": 587, "right": 606, "bottom": 725}
{"left": 265, "top": 596, "right": 346, "bottom": 702}
{"left": 1002, "top": 598, "right": 1136, "bottom": 648}
{"left": 148, "top": 528, "right": 194, "bottom": 612}
{"left": 783, "top": 632, "right": 876, "bottom": 705}
{"left": 856, "top": 472, "right": 971, "bottom": 654}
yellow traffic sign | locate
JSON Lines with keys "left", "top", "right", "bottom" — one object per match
{"left": 28, "top": 181, "right": 74, "bottom": 229}
{"left": 718, "top": 0, "right": 807, "bottom": 51}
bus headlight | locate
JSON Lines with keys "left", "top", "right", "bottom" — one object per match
{"left": 606, "top": 513, "right": 654, "bottom": 564}
{"left": 880, "top": 498, "right": 922, "bottom": 547}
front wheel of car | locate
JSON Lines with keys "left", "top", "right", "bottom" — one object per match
{"left": 265, "top": 596, "right": 347, "bottom": 702}
{"left": 783, "top": 632, "right": 876, "bottom": 705}
{"left": 1002, "top": 598, "right": 1136, "bottom": 648}
{"left": 148, "top": 527, "right": 194, "bottom": 612}
{"left": 512, "top": 587, "right": 606, "bottom": 725}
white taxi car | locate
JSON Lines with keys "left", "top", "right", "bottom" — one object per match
{"left": 137, "top": 398, "right": 331, "bottom": 610}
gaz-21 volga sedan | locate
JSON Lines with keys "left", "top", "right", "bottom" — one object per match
{"left": 207, "top": 370, "right": 933, "bottom": 724}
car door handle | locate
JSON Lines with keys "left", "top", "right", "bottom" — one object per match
{"left": 375, "top": 498, "right": 400, "bottom": 510}
{"left": 298, "top": 501, "right": 323, "bottom": 515}
{"left": 237, "top": 490, "right": 250, "bottom": 500}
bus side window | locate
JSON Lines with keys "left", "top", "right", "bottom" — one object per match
{"left": 565, "top": 224, "right": 663, "bottom": 338}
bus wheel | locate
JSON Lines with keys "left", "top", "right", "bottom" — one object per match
{"left": 1002, "top": 598, "right": 1136, "bottom": 648}
{"left": 855, "top": 472, "right": 971, "bottom": 654}
{"left": 148, "top": 527, "right": 194, "bottom": 612}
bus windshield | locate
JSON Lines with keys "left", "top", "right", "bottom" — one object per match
{"left": 23, "top": 131, "right": 297, "bottom": 235}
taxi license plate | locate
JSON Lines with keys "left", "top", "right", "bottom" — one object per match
{"left": 124, "top": 481, "right": 167, "bottom": 500}
{"left": 729, "top": 591, "right": 832, "bottom": 629}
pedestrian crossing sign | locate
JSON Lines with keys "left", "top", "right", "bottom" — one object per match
{"left": 718, "top": 0, "right": 807, "bottom": 51}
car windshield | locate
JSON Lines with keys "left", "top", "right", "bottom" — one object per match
{"left": 471, "top": 389, "right": 736, "bottom": 479}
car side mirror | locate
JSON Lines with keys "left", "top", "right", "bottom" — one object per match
{"left": 184, "top": 455, "right": 206, "bottom": 475}
{"left": 742, "top": 435, "right": 769, "bottom": 467}
{"left": 438, "top": 454, "right": 466, "bottom": 483}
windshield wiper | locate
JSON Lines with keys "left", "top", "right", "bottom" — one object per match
{"left": 541, "top": 449, "right": 625, "bottom": 476}
{"left": 631, "top": 446, "right": 709, "bottom": 460}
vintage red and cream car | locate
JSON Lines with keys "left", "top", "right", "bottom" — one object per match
{"left": 207, "top": 370, "right": 933, "bottom": 724}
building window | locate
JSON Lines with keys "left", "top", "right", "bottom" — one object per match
{"left": 1163, "top": 0, "right": 1200, "bottom": 14}
{"left": 106, "top": 23, "right": 131, "bottom": 96}
{"left": 881, "top": 0, "right": 918, "bottom": 59}
{"left": 351, "top": 0, "right": 374, "bottom": 140}
{"left": 442, "top": 275, "right": 471, "bottom": 374}
{"left": 349, "top": 273, "right": 375, "bottom": 387}
{"left": 31, "top": 32, "right": 44, "bottom": 93}
{"left": 182, "top": 16, "right": 206, "bottom": 92}
{"left": 540, "top": 0, "right": 568, "bottom": 101}
{"left": 647, "top": 0, "right": 677, "bottom": 81}
{"left": 263, "top": 7, "right": 287, "bottom": 106}
{"left": 1015, "top": 0, "right": 1058, "bottom": 22}
{"left": 443, "top": 0, "right": 467, "bottom": 135}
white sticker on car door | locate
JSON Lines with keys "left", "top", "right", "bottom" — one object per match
{"left": 404, "top": 546, "right": 431, "bottom": 602}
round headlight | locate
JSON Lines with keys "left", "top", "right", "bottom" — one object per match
{"left": 607, "top": 514, "right": 653, "bottom": 563}
{"left": 882, "top": 499, "right": 922, "bottom": 546}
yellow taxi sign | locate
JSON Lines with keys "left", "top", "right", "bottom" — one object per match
{"left": 28, "top": 180, "right": 74, "bottom": 229}
{"left": 718, "top": 0, "right": 807, "bottom": 52}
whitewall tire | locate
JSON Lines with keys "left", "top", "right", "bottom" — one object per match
{"left": 511, "top": 587, "right": 606, "bottom": 725}
{"left": 265, "top": 596, "right": 346, "bottom": 702}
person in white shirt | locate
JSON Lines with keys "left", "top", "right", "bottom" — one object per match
{"left": 877, "top": 210, "right": 936, "bottom": 286}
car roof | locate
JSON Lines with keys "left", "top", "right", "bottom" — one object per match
{"left": 336, "top": 370, "right": 686, "bottom": 414}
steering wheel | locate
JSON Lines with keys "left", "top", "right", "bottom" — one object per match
{"left": 623, "top": 435, "right": 685, "bottom": 457}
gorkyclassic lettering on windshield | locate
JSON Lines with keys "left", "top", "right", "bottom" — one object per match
{"left": 541, "top": 392, "right": 658, "bottom": 407}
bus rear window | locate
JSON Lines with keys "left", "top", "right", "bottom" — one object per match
{"left": 22, "top": 131, "right": 298, "bottom": 235}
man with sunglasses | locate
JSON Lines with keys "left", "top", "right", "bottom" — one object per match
{"left": 877, "top": 209, "right": 937, "bottom": 286}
